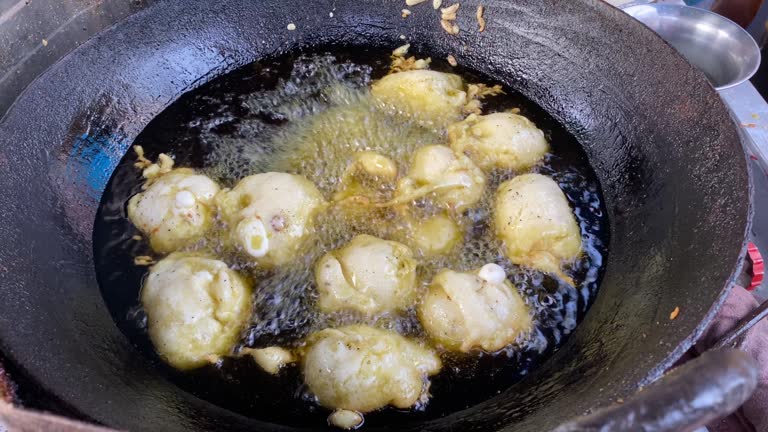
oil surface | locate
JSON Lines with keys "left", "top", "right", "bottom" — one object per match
{"left": 93, "top": 47, "right": 608, "bottom": 428}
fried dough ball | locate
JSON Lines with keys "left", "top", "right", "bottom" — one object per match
{"left": 127, "top": 168, "right": 220, "bottom": 253}
{"left": 333, "top": 151, "right": 398, "bottom": 203}
{"left": 141, "top": 253, "right": 252, "bottom": 370}
{"left": 399, "top": 213, "right": 463, "bottom": 257}
{"left": 328, "top": 410, "right": 364, "bottom": 430}
{"left": 418, "top": 264, "right": 532, "bottom": 352}
{"left": 448, "top": 112, "right": 549, "bottom": 171}
{"left": 494, "top": 173, "right": 581, "bottom": 278}
{"left": 315, "top": 235, "right": 417, "bottom": 314}
{"left": 391, "top": 145, "right": 485, "bottom": 212}
{"left": 216, "top": 173, "right": 326, "bottom": 267}
{"left": 302, "top": 325, "right": 441, "bottom": 414}
{"left": 241, "top": 346, "right": 296, "bottom": 375}
{"left": 371, "top": 70, "right": 466, "bottom": 124}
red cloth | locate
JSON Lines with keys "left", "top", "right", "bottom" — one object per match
{"left": 696, "top": 286, "right": 768, "bottom": 432}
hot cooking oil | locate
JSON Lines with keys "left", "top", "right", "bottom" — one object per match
{"left": 93, "top": 47, "right": 608, "bottom": 428}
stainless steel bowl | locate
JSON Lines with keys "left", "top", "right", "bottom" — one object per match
{"left": 624, "top": 4, "right": 761, "bottom": 90}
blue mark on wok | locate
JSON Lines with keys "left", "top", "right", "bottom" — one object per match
{"left": 66, "top": 132, "right": 127, "bottom": 201}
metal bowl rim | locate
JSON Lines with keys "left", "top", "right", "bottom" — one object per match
{"left": 623, "top": 3, "right": 761, "bottom": 90}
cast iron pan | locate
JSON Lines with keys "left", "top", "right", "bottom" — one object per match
{"left": 0, "top": 0, "right": 751, "bottom": 430}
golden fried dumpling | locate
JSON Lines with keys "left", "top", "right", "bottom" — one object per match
{"left": 127, "top": 168, "right": 220, "bottom": 253}
{"left": 328, "top": 410, "right": 364, "bottom": 430}
{"left": 315, "top": 235, "right": 417, "bottom": 314}
{"left": 494, "top": 173, "right": 581, "bottom": 278}
{"left": 241, "top": 346, "right": 296, "bottom": 375}
{"left": 333, "top": 151, "right": 398, "bottom": 203}
{"left": 391, "top": 145, "right": 485, "bottom": 212}
{"left": 371, "top": 70, "right": 466, "bottom": 124}
{"left": 418, "top": 264, "right": 532, "bottom": 352}
{"left": 302, "top": 325, "right": 441, "bottom": 414}
{"left": 448, "top": 112, "right": 548, "bottom": 171}
{"left": 141, "top": 253, "right": 252, "bottom": 370}
{"left": 399, "top": 213, "right": 463, "bottom": 257}
{"left": 216, "top": 172, "right": 326, "bottom": 267}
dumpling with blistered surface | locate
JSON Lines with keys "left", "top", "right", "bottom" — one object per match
{"left": 141, "top": 253, "right": 252, "bottom": 370}
{"left": 216, "top": 172, "right": 326, "bottom": 267}
{"left": 418, "top": 264, "right": 533, "bottom": 352}
{"left": 371, "top": 70, "right": 466, "bottom": 125}
{"left": 494, "top": 173, "right": 582, "bottom": 278}
{"left": 448, "top": 112, "right": 549, "bottom": 171}
{"left": 301, "top": 325, "right": 441, "bottom": 414}
{"left": 315, "top": 234, "right": 417, "bottom": 314}
{"left": 127, "top": 168, "right": 220, "bottom": 253}
{"left": 391, "top": 145, "right": 486, "bottom": 212}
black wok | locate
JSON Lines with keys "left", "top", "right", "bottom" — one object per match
{"left": 0, "top": 0, "right": 752, "bottom": 430}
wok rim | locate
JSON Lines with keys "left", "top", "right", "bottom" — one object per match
{"left": 0, "top": 0, "right": 752, "bottom": 429}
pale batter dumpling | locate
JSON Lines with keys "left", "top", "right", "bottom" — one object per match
{"left": 418, "top": 264, "right": 533, "bottom": 352}
{"left": 216, "top": 172, "right": 326, "bottom": 267}
{"left": 399, "top": 213, "right": 463, "bottom": 257}
{"left": 302, "top": 325, "right": 441, "bottom": 414}
{"left": 448, "top": 112, "right": 549, "bottom": 171}
{"left": 333, "top": 151, "right": 398, "bottom": 203}
{"left": 241, "top": 346, "right": 296, "bottom": 375}
{"left": 494, "top": 173, "right": 582, "bottom": 279}
{"left": 127, "top": 168, "right": 220, "bottom": 253}
{"left": 141, "top": 253, "right": 252, "bottom": 370}
{"left": 391, "top": 145, "right": 485, "bottom": 212}
{"left": 371, "top": 70, "right": 466, "bottom": 125}
{"left": 315, "top": 234, "right": 417, "bottom": 314}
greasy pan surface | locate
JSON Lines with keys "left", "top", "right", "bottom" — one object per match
{"left": 0, "top": 0, "right": 750, "bottom": 430}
